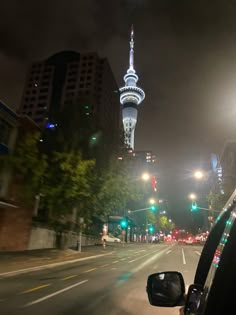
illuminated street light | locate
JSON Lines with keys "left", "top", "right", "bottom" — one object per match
{"left": 194, "top": 170, "right": 204, "bottom": 180}
{"left": 189, "top": 193, "right": 197, "bottom": 200}
{"left": 142, "top": 172, "right": 150, "bottom": 181}
{"left": 149, "top": 198, "right": 156, "bottom": 205}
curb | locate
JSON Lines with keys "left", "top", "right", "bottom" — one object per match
{"left": 0, "top": 252, "right": 113, "bottom": 278}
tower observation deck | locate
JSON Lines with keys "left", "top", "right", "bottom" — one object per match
{"left": 119, "top": 25, "right": 145, "bottom": 150}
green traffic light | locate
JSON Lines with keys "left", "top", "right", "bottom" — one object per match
{"left": 149, "top": 205, "right": 157, "bottom": 211}
{"left": 120, "top": 219, "right": 128, "bottom": 229}
{"left": 149, "top": 226, "right": 154, "bottom": 232}
{"left": 191, "top": 202, "right": 198, "bottom": 211}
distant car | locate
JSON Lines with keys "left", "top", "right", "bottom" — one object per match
{"left": 185, "top": 237, "right": 194, "bottom": 245}
{"left": 102, "top": 234, "right": 121, "bottom": 243}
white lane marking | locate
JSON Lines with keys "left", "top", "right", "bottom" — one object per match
{"left": 112, "top": 261, "right": 119, "bottom": 264}
{"left": 195, "top": 251, "right": 201, "bottom": 256}
{"left": 100, "top": 264, "right": 109, "bottom": 267}
{"left": 128, "top": 253, "right": 150, "bottom": 263}
{"left": 24, "top": 280, "right": 88, "bottom": 307}
{"left": 166, "top": 250, "right": 171, "bottom": 254}
{"left": 120, "top": 258, "right": 126, "bottom": 261}
{"left": 134, "top": 250, "right": 146, "bottom": 253}
{"left": 132, "top": 246, "right": 174, "bottom": 273}
{"left": 182, "top": 248, "right": 186, "bottom": 264}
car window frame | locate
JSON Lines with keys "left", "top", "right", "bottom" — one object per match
{"left": 194, "top": 190, "right": 236, "bottom": 315}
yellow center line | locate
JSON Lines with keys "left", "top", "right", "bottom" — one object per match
{"left": 20, "top": 284, "right": 51, "bottom": 294}
{"left": 61, "top": 275, "right": 78, "bottom": 281}
{"left": 82, "top": 268, "right": 97, "bottom": 273}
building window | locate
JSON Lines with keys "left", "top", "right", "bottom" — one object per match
{"left": 0, "top": 118, "right": 12, "bottom": 146}
{"left": 67, "top": 85, "right": 76, "bottom": 90}
{"left": 39, "top": 95, "right": 47, "bottom": 100}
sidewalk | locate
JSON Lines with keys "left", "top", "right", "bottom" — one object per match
{"left": 0, "top": 246, "right": 112, "bottom": 275}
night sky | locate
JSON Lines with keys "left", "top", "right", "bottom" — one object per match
{"left": 1, "top": 0, "right": 236, "bottom": 228}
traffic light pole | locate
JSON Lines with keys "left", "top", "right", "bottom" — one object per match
{"left": 198, "top": 207, "right": 221, "bottom": 213}
{"left": 128, "top": 207, "right": 150, "bottom": 213}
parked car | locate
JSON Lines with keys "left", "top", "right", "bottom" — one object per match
{"left": 146, "top": 188, "right": 236, "bottom": 314}
{"left": 102, "top": 234, "right": 121, "bottom": 243}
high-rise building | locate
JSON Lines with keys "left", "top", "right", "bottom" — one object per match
{"left": 18, "top": 51, "right": 122, "bottom": 158}
{"left": 220, "top": 140, "right": 236, "bottom": 195}
{"left": 119, "top": 25, "right": 145, "bottom": 150}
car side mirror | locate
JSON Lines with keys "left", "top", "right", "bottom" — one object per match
{"left": 146, "top": 271, "right": 185, "bottom": 307}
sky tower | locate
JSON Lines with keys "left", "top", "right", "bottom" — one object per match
{"left": 119, "top": 25, "right": 145, "bottom": 150}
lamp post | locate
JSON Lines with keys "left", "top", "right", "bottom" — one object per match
{"left": 194, "top": 170, "right": 204, "bottom": 180}
{"left": 189, "top": 193, "right": 197, "bottom": 201}
{"left": 141, "top": 172, "right": 150, "bottom": 182}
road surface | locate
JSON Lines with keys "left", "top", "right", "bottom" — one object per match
{"left": 0, "top": 242, "right": 202, "bottom": 315}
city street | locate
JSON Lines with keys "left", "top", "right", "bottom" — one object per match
{"left": 0, "top": 243, "right": 202, "bottom": 315}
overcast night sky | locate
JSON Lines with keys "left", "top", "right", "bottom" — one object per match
{"left": 1, "top": 0, "right": 236, "bottom": 228}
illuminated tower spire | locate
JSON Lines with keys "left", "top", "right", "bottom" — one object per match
{"left": 119, "top": 25, "right": 145, "bottom": 150}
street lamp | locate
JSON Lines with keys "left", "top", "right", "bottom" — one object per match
{"left": 194, "top": 169, "right": 205, "bottom": 180}
{"left": 141, "top": 172, "right": 150, "bottom": 181}
{"left": 189, "top": 193, "right": 197, "bottom": 201}
{"left": 149, "top": 198, "right": 156, "bottom": 205}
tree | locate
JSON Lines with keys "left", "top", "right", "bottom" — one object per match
{"left": 159, "top": 216, "right": 175, "bottom": 233}
{"left": 1, "top": 132, "right": 47, "bottom": 206}
{"left": 41, "top": 150, "right": 96, "bottom": 222}
{"left": 96, "top": 156, "right": 144, "bottom": 221}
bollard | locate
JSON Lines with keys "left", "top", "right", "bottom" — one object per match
{"left": 103, "top": 239, "right": 106, "bottom": 249}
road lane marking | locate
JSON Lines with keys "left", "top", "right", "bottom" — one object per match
{"left": 100, "top": 264, "right": 109, "bottom": 267}
{"left": 82, "top": 268, "right": 96, "bottom": 273}
{"left": 134, "top": 250, "right": 146, "bottom": 253}
{"left": 128, "top": 253, "right": 150, "bottom": 263}
{"left": 132, "top": 246, "right": 174, "bottom": 273}
{"left": 0, "top": 252, "right": 113, "bottom": 278}
{"left": 112, "top": 261, "right": 119, "bottom": 264}
{"left": 182, "top": 248, "right": 186, "bottom": 264}
{"left": 21, "top": 284, "right": 51, "bottom": 294}
{"left": 61, "top": 275, "right": 78, "bottom": 280}
{"left": 24, "top": 280, "right": 88, "bottom": 307}
{"left": 120, "top": 258, "right": 126, "bottom": 260}
{"left": 166, "top": 250, "right": 172, "bottom": 254}
{"left": 195, "top": 251, "right": 201, "bottom": 256}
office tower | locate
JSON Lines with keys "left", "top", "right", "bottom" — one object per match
{"left": 18, "top": 51, "right": 121, "bottom": 157}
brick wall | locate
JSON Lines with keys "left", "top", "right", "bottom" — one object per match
{"left": 0, "top": 205, "right": 33, "bottom": 251}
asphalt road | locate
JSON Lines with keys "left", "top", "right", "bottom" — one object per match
{"left": 0, "top": 243, "right": 202, "bottom": 315}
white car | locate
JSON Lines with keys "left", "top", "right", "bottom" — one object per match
{"left": 102, "top": 234, "right": 121, "bottom": 243}
{"left": 185, "top": 237, "right": 194, "bottom": 245}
